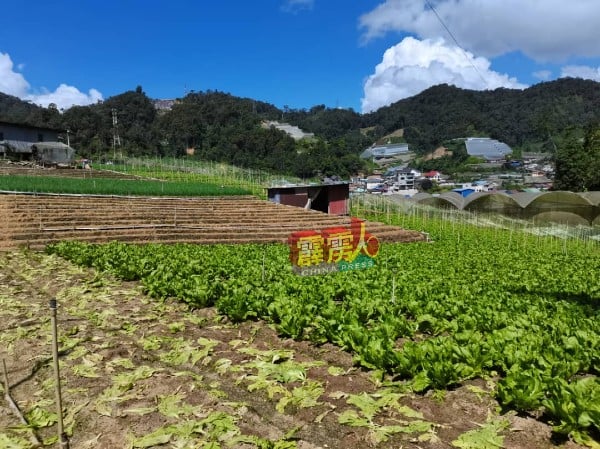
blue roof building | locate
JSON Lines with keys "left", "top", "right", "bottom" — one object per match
{"left": 452, "top": 188, "right": 476, "bottom": 197}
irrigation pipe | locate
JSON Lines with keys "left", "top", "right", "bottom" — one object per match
{"left": 50, "top": 299, "right": 69, "bottom": 449}
{"left": 2, "top": 359, "right": 42, "bottom": 447}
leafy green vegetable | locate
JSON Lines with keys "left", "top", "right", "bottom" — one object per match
{"left": 48, "top": 224, "right": 600, "bottom": 444}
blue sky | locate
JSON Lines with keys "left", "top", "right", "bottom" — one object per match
{"left": 1, "top": 1, "right": 600, "bottom": 113}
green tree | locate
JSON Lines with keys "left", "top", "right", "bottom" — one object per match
{"left": 583, "top": 126, "right": 600, "bottom": 190}
{"left": 553, "top": 126, "right": 600, "bottom": 191}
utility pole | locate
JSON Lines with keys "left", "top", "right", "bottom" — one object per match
{"left": 112, "top": 108, "right": 121, "bottom": 161}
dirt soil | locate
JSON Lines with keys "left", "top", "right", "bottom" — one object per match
{"left": 0, "top": 249, "right": 586, "bottom": 449}
{"left": 423, "top": 147, "right": 453, "bottom": 161}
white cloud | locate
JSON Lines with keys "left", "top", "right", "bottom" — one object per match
{"left": 533, "top": 70, "right": 552, "bottom": 81}
{"left": 25, "top": 85, "right": 103, "bottom": 109}
{"left": 560, "top": 65, "right": 600, "bottom": 82}
{"left": 361, "top": 37, "right": 526, "bottom": 113}
{"left": 281, "top": 0, "right": 314, "bottom": 13}
{"left": 0, "top": 51, "right": 103, "bottom": 110}
{"left": 359, "top": 0, "right": 600, "bottom": 62}
{"left": 0, "top": 52, "right": 30, "bottom": 97}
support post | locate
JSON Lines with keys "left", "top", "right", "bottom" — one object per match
{"left": 50, "top": 299, "right": 69, "bottom": 448}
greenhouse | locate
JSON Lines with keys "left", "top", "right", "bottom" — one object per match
{"left": 412, "top": 191, "right": 600, "bottom": 225}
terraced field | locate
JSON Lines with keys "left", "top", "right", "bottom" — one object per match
{"left": 0, "top": 194, "right": 425, "bottom": 250}
{"left": 0, "top": 164, "right": 142, "bottom": 180}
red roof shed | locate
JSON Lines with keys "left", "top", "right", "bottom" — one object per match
{"left": 267, "top": 183, "right": 349, "bottom": 215}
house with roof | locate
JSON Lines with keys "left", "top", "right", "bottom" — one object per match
{"left": 452, "top": 187, "right": 476, "bottom": 197}
{"left": 0, "top": 120, "right": 75, "bottom": 165}
{"left": 523, "top": 175, "right": 552, "bottom": 189}
{"left": 423, "top": 170, "right": 442, "bottom": 182}
{"left": 390, "top": 167, "right": 417, "bottom": 190}
{"left": 453, "top": 180, "right": 496, "bottom": 195}
{"left": 471, "top": 179, "right": 497, "bottom": 192}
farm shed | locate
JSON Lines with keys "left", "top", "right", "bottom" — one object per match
{"left": 0, "top": 120, "right": 61, "bottom": 143}
{"left": 0, "top": 120, "right": 74, "bottom": 164}
{"left": 267, "top": 182, "right": 349, "bottom": 215}
{"left": 32, "top": 142, "right": 76, "bottom": 165}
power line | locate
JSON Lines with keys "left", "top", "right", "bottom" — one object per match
{"left": 423, "top": 0, "right": 488, "bottom": 87}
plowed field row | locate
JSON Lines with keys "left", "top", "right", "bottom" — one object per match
{"left": 0, "top": 194, "right": 425, "bottom": 249}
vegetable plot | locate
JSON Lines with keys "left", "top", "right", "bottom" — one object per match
{"left": 47, "top": 226, "right": 600, "bottom": 446}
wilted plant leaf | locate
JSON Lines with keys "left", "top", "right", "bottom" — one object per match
{"left": 128, "top": 427, "right": 172, "bottom": 448}
{"left": 327, "top": 366, "right": 346, "bottom": 376}
{"left": 157, "top": 392, "right": 194, "bottom": 419}
{"left": 113, "top": 365, "right": 157, "bottom": 389}
{"left": 0, "top": 433, "right": 34, "bottom": 449}
{"left": 368, "top": 422, "right": 432, "bottom": 445}
{"left": 25, "top": 406, "right": 57, "bottom": 429}
{"left": 215, "top": 358, "right": 233, "bottom": 374}
{"left": 197, "top": 412, "right": 240, "bottom": 442}
{"left": 63, "top": 400, "right": 90, "bottom": 436}
{"left": 168, "top": 322, "right": 185, "bottom": 333}
{"left": 328, "top": 391, "right": 348, "bottom": 400}
{"left": 347, "top": 393, "right": 380, "bottom": 421}
{"left": 277, "top": 381, "right": 324, "bottom": 413}
{"left": 106, "top": 357, "right": 135, "bottom": 370}
{"left": 338, "top": 410, "right": 370, "bottom": 427}
{"left": 452, "top": 418, "right": 508, "bottom": 449}
{"left": 138, "top": 335, "right": 163, "bottom": 351}
{"left": 72, "top": 357, "right": 100, "bottom": 378}
{"left": 394, "top": 404, "right": 424, "bottom": 419}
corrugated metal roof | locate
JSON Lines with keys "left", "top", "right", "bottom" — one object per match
{"left": 0, "top": 140, "right": 34, "bottom": 153}
{"left": 31, "top": 142, "right": 74, "bottom": 152}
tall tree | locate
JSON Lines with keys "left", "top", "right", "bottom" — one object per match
{"left": 583, "top": 126, "right": 600, "bottom": 191}
{"left": 553, "top": 126, "right": 600, "bottom": 191}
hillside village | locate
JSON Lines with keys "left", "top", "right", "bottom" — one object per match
{"left": 352, "top": 137, "right": 554, "bottom": 197}
{"left": 0, "top": 114, "right": 562, "bottom": 202}
{"left": 251, "top": 120, "right": 555, "bottom": 197}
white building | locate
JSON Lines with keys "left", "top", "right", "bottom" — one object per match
{"left": 394, "top": 168, "right": 416, "bottom": 189}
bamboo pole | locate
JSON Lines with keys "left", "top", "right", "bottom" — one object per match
{"left": 49, "top": 299, "right": 69, "bottom": 449}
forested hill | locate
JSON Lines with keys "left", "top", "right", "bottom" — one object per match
{"left": 1, "top": 78, "right": 599, "bottom": 179}
{"left": 362, "top": 78, "right": 600, "bottom": 152}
